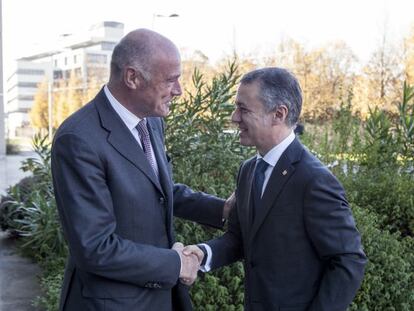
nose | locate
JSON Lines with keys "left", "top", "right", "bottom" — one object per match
{"left": 172, "top": 80, "right": 182, "bottom": 97}
{"left": 231, "top": 107, "right": 241, "bottom": 124}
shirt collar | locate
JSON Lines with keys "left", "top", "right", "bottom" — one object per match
{"left": 257, "top": 131, "right": 295, "bottom": 167}
{"left": 104, "top": 85, "right": 143, "bottom": 131}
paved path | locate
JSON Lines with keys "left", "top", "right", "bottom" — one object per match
{"left": 0, "top": 152, "right": 43, "bottom": 311}
{"left": 0, "top": 232, "right": 42, "bottom": 311}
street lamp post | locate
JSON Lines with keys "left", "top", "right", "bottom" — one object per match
{"left": 47, "top": 78, "right": 53, "bottom": 142}
{"left": 0, "top": 0, "right": 5, "bottom": 157}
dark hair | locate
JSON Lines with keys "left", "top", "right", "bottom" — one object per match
{"left": 240, "top": 67, "right": 302, "bottom": 126}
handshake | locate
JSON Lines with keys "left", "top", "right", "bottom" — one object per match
{"left": 172, "top": 242, "right": 204, "bottom": 286}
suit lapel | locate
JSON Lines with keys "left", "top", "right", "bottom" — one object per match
{"left": 249, "top": 139, "right": 303, "bottom": 243}
{"left": 94, "top": 89, "right": 164, "bottom": 195}
{"left": 239, "top": 159, "right": 256, "bottom": 243}
{"left": 147, "top": 118, "right": 175, "bottom": 243}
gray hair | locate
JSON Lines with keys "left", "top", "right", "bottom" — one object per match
{"left": 110, "top": 30, "right": 157, "bottom": 82}
{"left": 240, "top": 67, "right": 302, "bottom": 127}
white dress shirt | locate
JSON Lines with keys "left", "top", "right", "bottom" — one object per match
{"left": 201, "top": 131, "right": 296, "bottom": 272}
{"left": 104, "top": 85, "right": 159, "bottom": 171}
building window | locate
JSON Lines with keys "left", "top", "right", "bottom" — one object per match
{"left": 54, "top": 70, "right": 63, "bottom": 80}
{"left": 74, "top": 55, "right": 77, "bottom": 64}
{"left": 19, "top": 82, "right": 39, "bottom": 88}
{"left": 18, "top": 95, "right": 35, "bottom": 101}
{"left": 74, "top": 67, "right": 82, "bottom": 77}
{"left": 65, "top": 57, "right": 68, "bottom": 66}
{"left": 64, "top": 70, "right": 71, "bottom": 79}
{"left": 7, "top": 82, "right": 39, "bottom": 92}
{"left": 101, "top": 42, "right": 116, "bottom": 51}
{"left": 19, "top": 95, "right": 35, "bottom": 101}
{"left": 16, "top": 69, "right": 45, "bottom": 75}
{"left": 87, "top": 53, "right": 107, "bottom": 64}
{"left": 54, "top": 60, "right": 58, "bottom": 67}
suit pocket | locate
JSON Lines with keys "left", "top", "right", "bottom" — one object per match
{"left": 79, "top": 273, "right": 143, "bottom": 298}
{"left": 81, "top": 284, "right": 142, "bottom": 299}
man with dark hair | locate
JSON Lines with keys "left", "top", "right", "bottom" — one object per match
{"left": 185, "top": 67, "right": 367, "bottom": 311}
{"left": 51, "top": 29, "right": 232, "bottom": 311}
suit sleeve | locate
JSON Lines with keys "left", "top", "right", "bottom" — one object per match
{"left": 52, "top": 133, "right": 180, "bottom": 289}
{"left": 206, "top": 194, "right": 244, "bottom": 269}
{"left": 204, "top": 163, "right": 246, "bottom": 269}
{"left": 304, "top": 171, "right": 367, "bottom": 311}
{"left": 173, "top": 183, "right": 225, "bottom": 228}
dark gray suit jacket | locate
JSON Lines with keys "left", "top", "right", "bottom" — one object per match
{"left": 51, "top": 89, "right": 224, "bottom": 311}
{"left": 207, "top": 139, "right": 367, "bottom": 311}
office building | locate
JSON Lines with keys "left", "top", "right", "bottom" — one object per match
{"left": 5, "top": 21, "right": 124, "bottom": 138}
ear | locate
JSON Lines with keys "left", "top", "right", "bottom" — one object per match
{"left": 123, "top": 67, "right": 141, "bottom": 90}
{"left": 271, "top": 105, "right": 289, "bottom": 125}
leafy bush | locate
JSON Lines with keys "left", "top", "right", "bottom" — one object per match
{"left": 33, "top": 257, "right": 66, "bottom": 311}
{"left": 341, "top": 168, "right": 414, "bottom": 236}
{"left": 1, "top": 135, "right": 66, "bottom": 261}
{"left": 1, "top": 176, "right": 35, "bottom": 233}
{"left": 0, "top": 135, "right": 67, "bottom": 310}
{"left": 340, "top": 85, "right": 414, "bottom": 237}
{"left": 304, "top": 85, "right": 414, "bottom": 237}
{"left": 350, "top": 205, "right": 414, "bottom": 311}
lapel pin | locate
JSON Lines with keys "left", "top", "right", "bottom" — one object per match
{"left": 282, "top": 170, "right": 288, "bottom": 176}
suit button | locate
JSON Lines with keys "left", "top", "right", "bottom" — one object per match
{"left": 159, "top": 197, "right": 165, "bottom": 205}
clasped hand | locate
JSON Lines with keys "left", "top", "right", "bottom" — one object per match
{"left": 172, "top": 242, "right": 205, "bottom": 286}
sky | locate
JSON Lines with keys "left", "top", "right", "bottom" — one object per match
{"left": 2, "top": 0, "right": 414, "bottom": 79}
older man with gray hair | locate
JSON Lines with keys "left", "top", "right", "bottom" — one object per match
{"left": 51, "top": 29, "right": 233, "bottom": 311}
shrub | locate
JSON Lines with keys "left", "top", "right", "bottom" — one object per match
{"left": 350, "top": 205, "right": 414, "bottom": 311}
{"left": 304, "top": 85, "right": 414, "bottom": 237}
{"left": 0, "top": 134, "right": 67, "bottom": 310}
{"left": 341, "top": 168, "right": 414, "bottom": 236}
{"left": 33, "top": 256, "right": 66, "bottom": 311}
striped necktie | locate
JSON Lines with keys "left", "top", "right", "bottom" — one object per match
{"left": 136, "top": 119, "right": 159, "bottom": 177}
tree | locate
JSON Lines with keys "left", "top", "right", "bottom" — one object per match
{"left": 265, "top": 39, "right": 356, "bottom": 121}
{"left": 83, "top": 75, "right": 104, "bottom": 103}
{"left": 304, "top": 42, "right": 356, "bottom": 121}
{"left": 353, "top": 23, "right": 404, "bottom": 117}
{"left": 404, "top": 25, "right": 414, "bottom": 85}
{"left": 65, "top": 71, "right": 84, "bottom": 115}
{"left": 30, "top": 79, "right": 50, "bottom": 131}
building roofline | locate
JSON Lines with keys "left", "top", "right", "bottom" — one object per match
{"left": 19, "top": 51, "right": 61, "bottom": 61}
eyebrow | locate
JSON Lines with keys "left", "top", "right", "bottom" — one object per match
{"left": 168, "top": 73, "right": 181, "bottom": 79}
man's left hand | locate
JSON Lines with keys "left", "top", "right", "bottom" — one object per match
{"left": 223, "top": 192, "right": 236, "bottom": 220}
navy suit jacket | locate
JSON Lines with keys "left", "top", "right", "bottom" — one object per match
{"left": 52, "top": 88, "right": 224, "bottom": 311}
{"left": 207, "top": 139, "right": 367, "bottom": 311}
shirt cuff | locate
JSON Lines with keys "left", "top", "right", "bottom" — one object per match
{"left": 199, "top": 243, "right": 212, "bottom": 272}
{"left": 173, "top": 249, "right": 182, "bottom": 277}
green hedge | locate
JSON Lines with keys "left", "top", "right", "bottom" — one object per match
{"left": 350, "top": 205, "right": 414, "bottom": 310}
